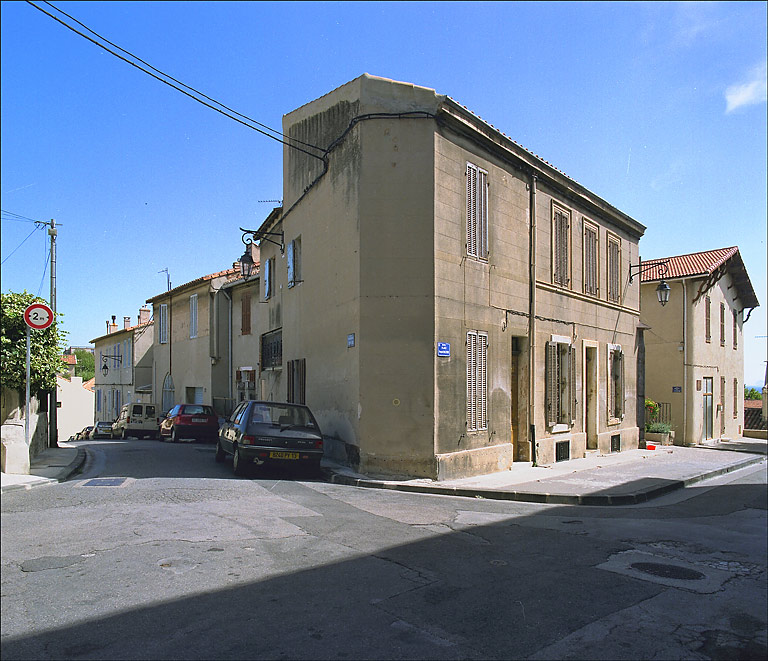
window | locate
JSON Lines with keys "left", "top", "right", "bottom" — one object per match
{"left": 733, "top": 310, "right": 738, "bottom": 349}
{"left": 159, "top": 304, "right": 168, "bottom": 344}
{"left": 189, "top": 294, "right": 198, "bottom": 339}
{"left": 546, "top": 337, "right": 576, "bottom": 427}
{"left": 241, "top": 292, "right": 251, "bottom": 335}
{"left": 705, "top": 296, "right": 711, "bottom": 343}
{"left": 583, "top": 222, "right": 599, "bottom": 296}
{"left": 287, "top": 237, "right": 302, "bottom": 288}
{"left": 162, "top": 373, "right": 175, "bottom": 414}
{"left": 607, "top": 344, "right": 625, "bottom": 422}
{"left": 553, "top": 205, "right": 571, "bottom": 287}
{"left": 733, "top": 379, "right": 738, "bottom": 418}
{"left": 466, "top": 163, "right": 489, "bottom": 260}
{"left": 719, "top": 303, "right": 725, "bottom": 347}
{"left": 96, "top": 389, "right": 101, "bottom": 412}
{"left": 466, "top": 331, "right": 488, "bottom": 431}
{"left": 264, "top": 257, "right": 274, "bottom": 300}
{"left": 607, "top": 234, "right": 621, "bottom": 303}
{"left": 287, "top": 358, "right": 306, "bottom": 404}
{"left": 261, "top": 328, "right": 282, "bottom": 370}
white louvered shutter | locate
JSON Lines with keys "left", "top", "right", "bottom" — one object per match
{"left": 466, "top": 163, "right": 477, "bottom": 258}
{"left": 467, "top": 331, "right": 477, "bottom": 430}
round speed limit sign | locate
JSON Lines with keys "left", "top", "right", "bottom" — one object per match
{"left": 24, "top": 302, "right": 54, "bottom": 330}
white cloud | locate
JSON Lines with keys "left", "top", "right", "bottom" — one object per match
{"left": 725, "top": 63, "right": 768, "bottom": 113}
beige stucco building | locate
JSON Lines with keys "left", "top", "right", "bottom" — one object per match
{"left": 640, "top": 247, "right": 759, "bottom": 445}
{"left": 90, "top": 309, "right": 154, "bottom": 422}
{"left": 249, "top": 75, "right": 647, "bottom": 479}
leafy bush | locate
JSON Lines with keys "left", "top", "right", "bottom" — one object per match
{"left": 744, "top": 387, "right": 762, "bottom": 400}
{"left": 645, "top": 398, "right": 660, "bottom": 418}
{"left": 645, "top": 421, "right": 672, "bottom": 434}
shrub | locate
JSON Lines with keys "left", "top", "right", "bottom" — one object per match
{"left": 645, "top": 398, "right": 660, "bottom": 418}
{"left": 646, "top": 421, "right": 672, "bottom": 434}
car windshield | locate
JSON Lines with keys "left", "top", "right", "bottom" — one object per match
{"left": 247, "top": 403, "right": 316, "bottom": 429}
{"left": 182, "top": 405, "right": 214, "bottom": 416}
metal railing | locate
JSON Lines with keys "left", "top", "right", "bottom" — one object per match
{"left": 648, "top": 402, "right": 672, "bottom": 425}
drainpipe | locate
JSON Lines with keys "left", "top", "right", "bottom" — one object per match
{"left": 682, "top": 280, "right": 688, "bottom": 445}
{"left": 528, "top": 173, "right": 538, "bottom": 465}
{"left": 221, "top": 289, "right": 233, "bottom": 407}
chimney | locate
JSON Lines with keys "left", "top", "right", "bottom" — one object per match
{"left": 138, "top": 307, "right": 150, "bottom": 325}
{"left": 108, "top": 315, "right": 118, "bottom": 334}
{"left": 124, "top": 316, "right": 131, "bottom": 330}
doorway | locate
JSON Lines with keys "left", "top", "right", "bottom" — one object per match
{"left": 510, "top": 337, "right": 520, "bottom": 456}
{"left": 702, "top": 377, "right": 714, "bottom": 441}
{"left": 584, "top": 342, "right": 598, "bottom": 450}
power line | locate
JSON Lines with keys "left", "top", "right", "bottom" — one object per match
{"left": 27, "top": 1, "right": 327, "bottom": 161}
{"left": 1, "top": 223, "right": 44, "bottom": 265}
{"left": 36, "top": 247, "right": 51, "bottom": 297}
{"left": 1, "top": 209, "right": 42, "bottom": 223}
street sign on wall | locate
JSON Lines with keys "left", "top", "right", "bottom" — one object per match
{"left": 24, "top": 302, "right": 54, "bottom": 330}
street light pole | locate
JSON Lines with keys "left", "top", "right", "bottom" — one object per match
{"left": 49, "top": 219, "right": 58, "bottom": 448}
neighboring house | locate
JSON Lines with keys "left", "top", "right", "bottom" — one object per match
{"left": 744, "top": 399, "right": 767, "bottom": 439}
{"left": 147, "top": 268, "right": 241, "bottom": 415}
{"left": 61, "top": 353, "right": 77, "bottom": 378}
{"left": 250, "top": 74, "right": 647, "bottom": 479}
{"left": 90, "top": 308, "right": 154, "bottom": 422}
{"left": 640, "top": 247, "right": 759, "bottom": 445}
{"left": 56, "top": 375, "right": 95, "bottom": 440}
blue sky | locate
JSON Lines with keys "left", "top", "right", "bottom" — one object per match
{"left": 2, "top": 1, "right": 766, "bottom": 387}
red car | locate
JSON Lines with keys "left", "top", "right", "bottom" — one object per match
{"left": 160, "top": 404, "right": 219, "bottom": 443}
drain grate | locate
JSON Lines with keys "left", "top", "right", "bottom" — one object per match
{"left": 630, "top": 562, "right": 705, "bottom": 581}
{"left": 82, "top": 477, "right": 127, "bottom": 487}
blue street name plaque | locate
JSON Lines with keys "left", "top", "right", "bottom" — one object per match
{"left": 437, "top": 342, "right": 450, "bottom": 357}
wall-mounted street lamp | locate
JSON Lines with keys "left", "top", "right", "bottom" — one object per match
{"left": 629, "top": 259, "right": 671, "bottom": 307}
{"left": 101, "top": 354, "right": 122, "bottom": 377}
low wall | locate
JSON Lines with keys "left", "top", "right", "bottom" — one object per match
{"left": 1, "top": 388, "right": 49, "bottom": 474}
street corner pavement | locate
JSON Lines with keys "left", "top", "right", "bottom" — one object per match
{"left": 1, "top": 443, "right": 86, "bottom": 493}
{"left": 325, "top": 441, "right": 767, "bottom": 505}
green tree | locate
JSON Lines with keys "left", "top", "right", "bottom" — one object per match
{"left": 74, "top": 349, "right": 95, "bottom": 381}
{"left": 0, "top": 291, "right": 66, "bottom": 395}
{"left": 744, "top": 387, "right": 762, "bottom": 400}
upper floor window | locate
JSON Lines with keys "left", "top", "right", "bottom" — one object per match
{"left": 241, "top": 292, "right": 251, "bottom": 335}
{"left": 552, "top": 204, "right": 571, "bottom": 287}
{"left": 546, "top": 336, "right": 576, "bottom": 428}
{"left": 733, "top": 379, "right": 738, "bottom": 418}
{"left": 705, "top": 296, "right": 711, "bottom": 343}
{"left": 719, "top": 302, "right": 725, "bottom": 347}
{"left": 159, "top": 304, "right": 168, "bottom": 344}
{"left": 264, "top": 257, "right": 274, "bottom": 301}
{"left": 466, "top": 162, "right": 488, "bottom": 261}
{"left": 733, "top": 310, "right": 738, "bottom": 349}
{"left": 467, "top": 330, "right": 488, "bottom": 431}
{"left": 583, "top": 221, "right": 599, "bottom": 297}
{"left": 189, "top": 294, "right": 198, "bottom": 339}
{"left": 261, "top": 328, "right": 282, "bottom": 370}
{"left": 607, "top": 234, "right": 621, "bottom": 303}
{"left": 288, "top": 236, "right": 302, "bottom": 288}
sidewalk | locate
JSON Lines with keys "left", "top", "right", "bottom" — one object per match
{"left": 2, "top": 439, "right": 765, "bottom": 504}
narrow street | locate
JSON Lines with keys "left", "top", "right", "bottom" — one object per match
{"left": 2, "top": 437, "right": 766, "bottom": 660}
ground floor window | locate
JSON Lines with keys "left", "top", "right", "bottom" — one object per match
{"left": 261, "top": 328, "right": 282, "bottom": 370}
{"left": 162, "top": 373, "right": 175, "bottom": 414}
{"left": 287, "top": 358, "right": 306, "bottom": 404}
{"left": 607, "top": 344, "right": 625, "bottom": 422}
{"left": 546, "top": 336, "right": 576, "bottom": 428}
{"left": 466, "top": 331, "right": 488, "bottom": 431}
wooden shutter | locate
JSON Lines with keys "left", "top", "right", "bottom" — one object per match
{"left": 720, "top": 303, "right": 725, "bottom": 346}
{"left": 554, "top": 208, "right": 570, "bottom": 286}
{"left": 478, "top": 332, "right": 488, "bottom": 430}
{"left": 616, "top": 349, "right": 625, "bottom": 419}
{"left": 466, "top": 164, "right": 477, "bottom": 258}
{"left": 287, "top": 240, "right": 295, "bottom": 287}
{"left": 478, "top": 169, "right": 488, "bottom": 260}
{"left": 705, "top": 297, "right": 711, "bottom": 342}
{"left": 733, "top": 310, "right": 738, "bottom": 349}
{"left": 608, "top": 238, "right": 620, "bottom": 302}
{"left": 241, "top": 292, "right": 251, "bottom": 335}
{"left": 546, "top": 342, "right": 559, "bottom": 427}
{"left": 584, "top": 225, "right": 598, "bottom": 296}
{"left": 467, "top": 331, "right": 477, "bottom": 430}
{"left": 569, "top": 344, "right": 577, "bottom": 424}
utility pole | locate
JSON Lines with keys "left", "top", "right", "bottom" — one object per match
{"left": 48, "top": 218, "right": 58, "bottom": 448}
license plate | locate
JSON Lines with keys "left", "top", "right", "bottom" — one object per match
{"left": 269, "top": 451, "right": 299, "bottom": 460}
{"left": 192, "top": 418, "right": 207, "bottom": 423}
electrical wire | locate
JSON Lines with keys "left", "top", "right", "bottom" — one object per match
{"left": 1, "top": 223, "right": 44, "bottom": 265}
{"left": 1, "top": 209, "right": 42, "bottom": 223}
{"left": 27, "top": 1, "right": 327, "bottom": 161}
{"left": 36, "top": 247, "right": 51, "bottom": 296}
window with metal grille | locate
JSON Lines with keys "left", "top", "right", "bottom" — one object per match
{"left": 607, "top": 235, "right": 621, "bottom": 303}
{"left": 607, "top": 344, "right": 625, "bottom": 422}
{"left": 261, "top": 328, "right": 282, "bottom": 370}
{"left": 583, "top": 222, "right": 599, "bottom": 296}
{"left": 466, "top": 163, "right": 489, "bottom": 261}
{"left": 241, "top": 292, "right": 251, "bottom": 335}
{"left": 466, "top": 331, "right": 488, "bottom": 431}
{"left": 189, "top": 294, "right": 198, "bottom": 339}
{"left": 287, "top": 358, "right": 306, "bottom": 404}
{"left": 555, "top": 441, "right": 570, "bottom": 462}
{"left": 553, "top": 205, "right": 570, "bottom": 287}
{"left": 546, "top": 338, "right": 576, "bottom": 428}
{"left": 719, "top": 303, "right": 725, "bottom": 346}
{"left": 287, "top": 237, "right": 302, "bottom": 288}
{"left": 610, "top": 434, "right": 621, "bottom": 453}
{"left": 733, "top": 378, "right": 738, "bottom": 418}
{"left": 705, "top": 296, "right": 711, "bottom": 343}
{"left": 733, "top": 310, "right": 738, "bottom": 349}
{"left": 159, "top": 304, "right": 168, "bottom": 344}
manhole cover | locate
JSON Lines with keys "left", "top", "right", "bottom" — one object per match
{"left": 630, "top": 562, "right": 705, "bottom": 581}
{"left": 82, "top": 477, "right": 127, "bottom": 487}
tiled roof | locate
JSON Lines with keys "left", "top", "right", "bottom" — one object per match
{"left": 61, "top": 354, "right": 77, "bottom": 365}
{"left": 744, "top": 400, "right": 763, "bottom": 409}
{"left": 640, "top": 246, "right": 759, "bottom": 309}
{"left": 90, "top": 319, "right": 153, "bottom": 344}
{"left": 146, "top": 268, "right": 239, "bottom": 304}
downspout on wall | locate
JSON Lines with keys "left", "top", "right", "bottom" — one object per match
{"left": 528, "top": 173, "right": 538, "bottom": 465}
{"left": 682, "top": 279, "right": 688, "bottom": 444}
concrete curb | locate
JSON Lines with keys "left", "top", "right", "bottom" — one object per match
{"left": 1, "top": 447, "right": 87, "bottom": 494}
{"left": 326, "top": 454, "right": 765, "bottom": 506}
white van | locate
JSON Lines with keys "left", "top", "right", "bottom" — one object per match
{"left": 112, "top": 403, "right": 160, "bottom": 439}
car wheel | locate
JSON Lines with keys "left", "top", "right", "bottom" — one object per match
{"left": 121, "top": 429, "right": 127, "bottom": 440}
{"left": 171, "top": 428, "right": 179, "bottom": 443}
{"left": 233, "top": 445, "right": 247, "bottom": 476}
{"left": 215, "top": 440, "right": 226, "bottom": 463}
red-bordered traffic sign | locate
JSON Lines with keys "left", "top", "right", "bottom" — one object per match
{"left": 24, "top": 302, "right": 54, "bottom": 330}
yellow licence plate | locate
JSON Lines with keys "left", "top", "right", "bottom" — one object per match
{"left": 269, "top": 451, "right": 299, "bottom": 460}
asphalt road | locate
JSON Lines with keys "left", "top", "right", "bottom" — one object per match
{"left": 1, "top": 437, "right": 766, "bottom": 660}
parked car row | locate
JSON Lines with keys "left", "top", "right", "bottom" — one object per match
{"left": 75, "top": 399, "right": 325, "bottom": 478}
